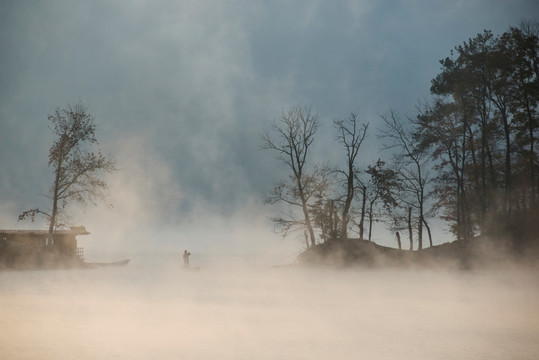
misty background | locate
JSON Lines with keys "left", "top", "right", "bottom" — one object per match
{"left": 2, "top": 0, "right": 539, "bottom": 258}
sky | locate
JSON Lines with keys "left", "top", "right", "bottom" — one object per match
{"left": 1, "top": 0, "right": 538, "bottom": 256}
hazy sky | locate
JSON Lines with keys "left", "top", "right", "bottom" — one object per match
{"left": 1, "top": 1, "right": 538, "bottom": 253}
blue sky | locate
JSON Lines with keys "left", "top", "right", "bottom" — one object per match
{"left": 1, "top": 0, "right": 538, "bottom": 254}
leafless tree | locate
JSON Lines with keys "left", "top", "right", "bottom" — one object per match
{"left": 19, "top": 102, "right": 117, "bottom": 242}
{"left": 262, "top": 105, "right": 321, "bottom": 247}
{"left": 379, "top": 110, "right": 433, "bottom": 249}
{"left": 334, "top": 113, "right": 368, "bottom": 240}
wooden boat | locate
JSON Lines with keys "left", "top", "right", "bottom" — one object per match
{"left": 86, "top": 259, "right": 130, "bottom": 268}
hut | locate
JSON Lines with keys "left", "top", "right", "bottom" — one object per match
{"left": 0, "top": 226, "right": 90, "bottom": 269}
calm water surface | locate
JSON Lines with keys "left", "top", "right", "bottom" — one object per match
{"left": 1, "top": 254, "right": 538, "bottom": 359}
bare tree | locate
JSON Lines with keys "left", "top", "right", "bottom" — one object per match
{"left": 262, "top": 105, "right": 321, "bottom": 247}
{"left": 19, "top": 103, "right": 117, "bottom": 243}
{"left": 334, "top": 113, "right": 368, "bottom": 240}
{"left": 379, "top": 110, "right": 433, "bottom": 249}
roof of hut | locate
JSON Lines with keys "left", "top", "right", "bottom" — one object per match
{"left": 0, "top": 226, "right": 90, "bottom": 236}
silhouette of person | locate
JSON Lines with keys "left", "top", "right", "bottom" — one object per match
{"left": 183, "top": 250, "right": 191, "bottom": 268}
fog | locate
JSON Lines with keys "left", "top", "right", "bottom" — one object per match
{"left": 3, "top": 3, "right": 539, "bottom": 357}
{"left": 2, "top": 101, "right": 538, "bottom": 360}
{"left": 1, "top": 257, "right": 538, "bottom": 360}
{"left": 3, "top": 115, "right": 538, "bottom": 360}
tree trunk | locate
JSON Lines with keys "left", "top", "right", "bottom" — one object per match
{"left": 328, "top": 203, "right": 334, "bottom": 241}
{"left": 48, "top": 207, "right": 56, "bottom": 246}
{"left": 359, "top": 186, "right": 366, "bottom": 240}
{"left": 418, "top": 185, "right": 424, "bottom": 251}
{"left": 525, "top": 99, "right": 536, "bottom": 205}
{"left": 48, "top": 166, "right": 62, "bottom": 246}
{"left": 332, "top": 203, "right": 339, "bottom": 239}
{"left": 340, "top": 166, "right": 354, "bottom": 240}
{"left": 297, "top": 173, "right": 316, "bottom": 247}
{"left": 368, "top": 201, "right": 374, "bottom": 242}
{"left": 302, "top": 202, "right": 316, "bottom": 247}
{"left": 480, "top": 121, "right": 487, "bottom": 225}
{"left": 408, "top": 207, "right": 413, "bottom": 251}
{"left": 501, "top": 111, "right": 512, "bottom": 216}
{"left": 423, "top": 218, "right": 433, "bottom": 247}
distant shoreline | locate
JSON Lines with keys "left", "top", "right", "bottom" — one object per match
{"left": 295, "top": 237, "right": 539, "bottom": 270}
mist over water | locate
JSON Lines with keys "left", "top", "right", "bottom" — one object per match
{"left": 1, "top": 254, "right": 538, "bottom": 360}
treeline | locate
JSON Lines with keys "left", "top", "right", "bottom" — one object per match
{"left": 263, "top": 21, "right": 539, "bottom": 251}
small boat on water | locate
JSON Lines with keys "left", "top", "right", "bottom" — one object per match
{"left": 86, "top": 259, "right": 130, "bottom": 268}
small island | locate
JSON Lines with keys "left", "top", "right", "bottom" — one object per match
{"left": 263, "top": 25, "right": 539, "bottom": 270}
{"left": 296, "top": 235, "right": 539, "bottom": 269}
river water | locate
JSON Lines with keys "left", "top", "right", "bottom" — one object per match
{"left": 1, "top": 254, "right": 538, "bottom": 359}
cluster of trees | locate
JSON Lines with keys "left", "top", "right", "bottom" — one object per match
{"left": 263, "top": 21, "right": 539, "bottom": 250}
{"left": 262, "top": 106, "right": 419, "bottom": 250}
{"left": 419, "top": 22, "right": 539, "bottom": 243}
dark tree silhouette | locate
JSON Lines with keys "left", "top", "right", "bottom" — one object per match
{"left": 262, "top": 105, "right": 321, "bottom": 247}
{"left": 379, "top": 111, "right": 433, "bottom": 250}
{"left": 334, "top": 113, "right": 368, "bottom": 240}
{"left": 19, "top": 103, "right": 117, "bottom": 243}
{"left": 421, "top": 21, "right": 539, "bottom": 244}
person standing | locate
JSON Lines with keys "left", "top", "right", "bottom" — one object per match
{"left": 183, "top": 250, "right": 191, "bottom": 268}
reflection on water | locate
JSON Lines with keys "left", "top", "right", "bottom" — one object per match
{"left": 1, "top": 255, "right": 538, "bottom": 360}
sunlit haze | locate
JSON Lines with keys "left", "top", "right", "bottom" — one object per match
{"left": 2, "top": 1, "right": 539, "bottom": 359}
{"left": 2, "top": 262, "right": 538, "bottom": 359}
